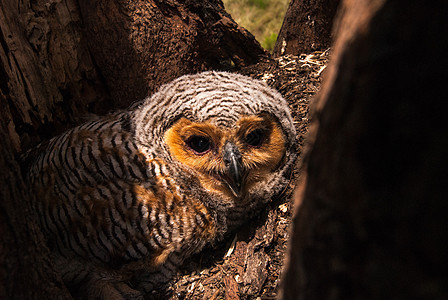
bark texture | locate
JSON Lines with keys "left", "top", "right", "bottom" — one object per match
{"left": 281, "top": 0, "right": 448, "bottom": 298}
{"left": 273, "top": 0, "right": 340, "bottom": 56}
{"left": 0, "top": 93, "right": 71, "bottom": 299}
{"left": 0, "top": 0, "right": 111, "bottom": 151}
{"left": 1, "top": 0, "right": 265, "bottom": 152}
{"left": 78, "top": 0, "right": 266, "bottom": 108}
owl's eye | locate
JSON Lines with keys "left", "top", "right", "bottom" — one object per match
{"left": 186, "top": 136, "right": 212, "bottom": 154}
{"left": 245, "top": 129, "right": 264, "bottom": 147}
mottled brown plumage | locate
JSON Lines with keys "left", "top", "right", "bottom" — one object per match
{"left": 24, "top": 72, "right": 297, "bottom": 299}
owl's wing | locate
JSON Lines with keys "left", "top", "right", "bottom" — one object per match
{"left": 26, "top": 115, "right": 216, "bottom": 286}
{"left": 23, "top": 115, "right": 162, "bottom": 257}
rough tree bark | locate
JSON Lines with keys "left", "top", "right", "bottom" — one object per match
{"left": 0, "top": 92, "right": 71, "bottom": 299}
{"left": 281, "top": 0, "right": 448, "bottom": 299}
{"left": 0, "top": 0, "right": 111, "bottom": 151}
{"left": 0, "top": 0, "right": 265, "bottom": 298}
{"left": 78, "top": 0, "right": 267, "bottom": 108}
{"left": 273, "top": 0, "right": 340, "bottom": 56}
{"left": 1, "top": 0, "right": 265, "bottom": 151}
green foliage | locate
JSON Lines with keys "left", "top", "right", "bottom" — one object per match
{"left": 223, "top": 0, "right": 289, "bottom": 52}
{"left": 249, "top": 0, "right": 268, "bottom": 9}
{"left": 262, "top": 33, "right": 278, "bottom": 51}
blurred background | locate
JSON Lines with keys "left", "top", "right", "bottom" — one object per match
{"left": 223, "top": 0, "right": 289, "bottom": 51}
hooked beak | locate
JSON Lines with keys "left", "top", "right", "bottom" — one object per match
{"left": 222, "top": 142, "right": 244, "bottom": 198}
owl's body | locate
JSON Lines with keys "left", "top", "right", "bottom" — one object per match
{"left": 25, "top": 72, "right": 296, "bottom": 299}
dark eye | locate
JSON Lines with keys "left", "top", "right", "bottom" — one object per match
{"left": 245, "top": 129, "right": 264, "bottom": 147}
{"left": 186, "top": 136, "right": 212, "bottom": 154}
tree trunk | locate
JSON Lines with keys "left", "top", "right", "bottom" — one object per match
{"left": 78, "top": 0, "right": 266, "bottom": 109}
{"left": 0, "top": 94, "right": 71, "bottom": 298}
{"left": 0, "top": 0, "right": 265, "bottom": 298}
{"left": 1, "top": 0, "right": 265, "bottom": 151}
{"left": 273, "top": 0, "right": 340, "bottom": 57}
{"left": 281, "top": 0, "right": 448, "bottom": 298}
{"left": 0, "top": 0, "right": 111, "bottom": 151}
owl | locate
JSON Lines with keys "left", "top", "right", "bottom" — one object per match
{"left": 24, "top": 71, "right": 297, "bottom": 299}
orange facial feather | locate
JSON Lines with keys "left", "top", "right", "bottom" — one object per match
{"left": 164, "top": 115, "right": 286, "bottom": 199}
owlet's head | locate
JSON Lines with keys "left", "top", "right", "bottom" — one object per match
{"left": 135, "top": 71, "right": 297, "bottom": 202}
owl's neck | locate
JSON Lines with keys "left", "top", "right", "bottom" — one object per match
{"left": 172, "top": 162, "right": 268, "bottom": 239}
{"left": 139, "top": 143, "right": 268, "bottom": 241}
